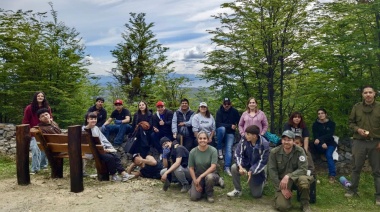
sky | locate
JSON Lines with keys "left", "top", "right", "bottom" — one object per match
{"left": 0, "top": 0, "right": 230, "bottom": 76}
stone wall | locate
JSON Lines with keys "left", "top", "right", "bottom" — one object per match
{"left": 0, "top": 123, "right": 16, "bottom": 156}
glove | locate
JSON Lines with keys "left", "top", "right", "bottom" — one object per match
{"left": 101, "top": 125, "right": 106, "bottom": 132}
{"left": 115, "top": 120, "right": 122, "bottom": 125}
{"left": 162, "top": 147, "right": 170, "bottom": 159}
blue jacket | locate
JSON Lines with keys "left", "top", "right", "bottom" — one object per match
{"left": 235, "top": 135, "right": 270, "bottom": 184}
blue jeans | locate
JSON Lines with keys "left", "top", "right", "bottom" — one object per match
{"left": 216, "top": 127, "right": 235, "bottom": 168}
{"left": 104, "top": 124, "right": 132, "bottom": 146}
{"left": 316, "top": 144, "right": 336, "bottom": 177}
{"left": 30, "top": 137, "right": 48, "bottom": 172}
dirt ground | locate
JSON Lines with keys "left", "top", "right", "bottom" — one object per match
{"left": 0, "top": 173, "right": 277, "bottom": 212}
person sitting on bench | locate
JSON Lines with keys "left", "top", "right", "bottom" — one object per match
{"left": 37, "top": 108, "right": 62, "bottom": 134}
{"left": 84, "top": 112, "right": 134, "bottom": 182}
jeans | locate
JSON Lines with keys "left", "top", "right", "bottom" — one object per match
{"left": 30, "top": 137, "right": 48, "bottom": 172}
{"left": 160, "top": 166, "right": 191, "bottom": 186}
{"left": 104, "top": 124, "right": 132, "bottom": 146}
{"left": 315, "top": 144, "right": 336, "bottom": 177}
{"left": 216, "top": 127, "right": 235, "bottom": 168}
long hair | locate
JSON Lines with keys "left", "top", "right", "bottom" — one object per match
{"left": 196, "top": 107, "right": 211, "bottom": 118}
{"left": 245, "top": 97, "right": 258, "bottom": 112}
{"left": 31, "top": 91, "right": 49, "bottom": 114}
{"left": 138, "top": 101, "right": 149, "bottom": 115}
{"left": 288, "top": 111, "right": 306, "bottom": 129}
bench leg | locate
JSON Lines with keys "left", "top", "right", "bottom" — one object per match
{"left": 51, "top": 158, "right": 64, "bottom": 178}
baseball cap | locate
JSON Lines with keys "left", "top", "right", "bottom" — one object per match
{"left": 156, "top": 101, "right": 164, "bottom": 107}
{"left": 282, "top": 130, "right": 295, "bottom": 139}
{"left": 160, "top": 136, "right": 171, "bottom": 146}
{"left": 114, "top": 99, "right": 123, "bottom": 105}
{"left": 223, "top": 97, "right": 231, "bottom": 104}
{"left": 199, "top": 102, "right": 208, "bottom": 107}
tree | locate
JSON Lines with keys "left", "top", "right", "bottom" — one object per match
{"left": 111, "top": 13, "right": 172, "bottom": 103}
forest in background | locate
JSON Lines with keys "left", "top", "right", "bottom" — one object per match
{"left": 1, "top": 0, "right": 380, "bottom": 139}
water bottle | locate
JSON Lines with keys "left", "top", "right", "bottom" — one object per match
{"left": 339, "top": 176, "right": 351, "bottom": 188}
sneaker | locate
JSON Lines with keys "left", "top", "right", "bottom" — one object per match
{"left": 111, "top": 174, "right": 121, "bottom": 182}
{"left": 227, "top": 189, "right": 242, "bottom": 197}
{"left": 302, "top": 203, "right": 312, "bottom": 212}
{"left": 122, "top": 173, "right": 134, "bottom": 182}
{"left": 218, "top": 177, "right": 225, "bottom": 189}
{"left": 224, "top": 167, "right": 232, "bottom": 176}
{"left": 163, "top": 179, "right": 170, "bottom": 191}
{"left": 207, "top": 196, "right": 215, "bottom": 203}
{"left": 30, "top": 171, "right": 37, "bottom": 175}
{"left": 328, "top": 176, "right": 335, "bottom": 184}
{"left": 218, "top": 150, "right": 223, "bottom": 160}
{"left": 345, "top": 190, "right": 359, "bottom": 198}
{"left": 180, "top": 184, "right": 191, "bottom": 193}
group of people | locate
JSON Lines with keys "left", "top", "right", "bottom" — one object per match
{"left": 21, "top": 85, "right": 380, "bottom": 210}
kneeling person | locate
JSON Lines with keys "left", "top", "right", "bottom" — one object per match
{"left": 227, "top": 125, "right": 270, "bottom": 198}
{"left": 160, "top": 137, "right": 191, "bottom": 193}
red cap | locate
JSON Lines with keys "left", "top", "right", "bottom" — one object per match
{"left": 114, "top": 99, "right": 123, "bottom": 105}
{"left": 156, "top": 101, "right": 164, "bottom": 107}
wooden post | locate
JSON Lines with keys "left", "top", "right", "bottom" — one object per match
{"left": 16, "top": 124, "right": 31, "bottom": 185}
{"left": 68, "top": 125, "right": 83, "bottom": 193}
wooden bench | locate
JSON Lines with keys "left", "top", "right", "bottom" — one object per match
{"left": 16, "top": 124, "right": 110, "bottom": 193}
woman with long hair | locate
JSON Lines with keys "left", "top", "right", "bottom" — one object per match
{"left": 238, "top": 97, "right": 268, "bottom": 137}
{"left": 283, "top": 111, "right": 310, "bottom": 150}
{"left": 191, "top": 102, "right": 216, "bottom": 146}
{"left": 22, "top": 91, "right": 52, "bottom": 174}
{"left": 130, "top": 101, "right": 153, "bottom": 158}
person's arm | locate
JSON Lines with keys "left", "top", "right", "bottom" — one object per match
{"left": 164, "top": 157, "right": 182, "bottom": 175}
{"left": 142, "top": 155, "right": 157, "bottom": 166}
{"left": 349, "top": 104, "right": 359, "bottom": 133}
{"left": 198, "top": 164, "right": 216, "bottom": 180}
{"left": 215, "top": 108, "right": 230, "bottom": 129}
{"left": 172, "top": 112, "right": 178, "bottom": 136}
{"left": 267, "top": 148, "right": 280, "bottom": 191}
{"left": 103, "top": 117, "right": 113, "bottom": 126}
{"left": 165, "top": 110, "right": 174, "bottom": 126}
{"left": 260, "top": 111, "right": 268, "bottom": 135}
{"left": 185, "top": 113, "right": 194, "bottom": 127}
{"left": 126, "top": 162, "right": 136, "bottom": 174}
{"left": 287, "top": 148, "right": 308, "bottom": 180}
{"left": 22, "top": 105, "right": 31, "bottom": 124}
{"left": 122, "top": 110, "right": 130, "bottom": 124}
{"left": 238, "top": 113, "right": 245, "bottom": 136}
{"left": 235, "top": 141, "right": 244, "bottom": 169}
{"left": 192, "top": 114, "right": 200, "bottom": 137}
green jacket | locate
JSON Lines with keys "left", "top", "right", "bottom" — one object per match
{"left": 267, "top": 145, "right": 307, "bottom": 191}
{"left": 349, "top": 101, "right": 380, "bottom": 139}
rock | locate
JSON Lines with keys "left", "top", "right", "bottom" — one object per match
{"left": 344, "top": 152, "right": 352, "bottom": 161}
{"left": 0, "top": 130, "right": 4, "bottom": 134}
{"left": 97, "top": 195, "right": 103, "bottom": 199}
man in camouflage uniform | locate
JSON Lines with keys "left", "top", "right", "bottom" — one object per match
{"left": 347, "top": 85, "right": 380, "bottom": 206}
{"left": 268, "top": 130, "right": 311, "bottom": 212}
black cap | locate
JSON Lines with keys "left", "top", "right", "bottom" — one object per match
{"left": 160, "top": 136, "right": 171, "bottom": 146}
{"left": 223, "top": 97, "right": 231, "bottom": 104}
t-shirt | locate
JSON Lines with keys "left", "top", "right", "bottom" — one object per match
{"left": 139, "top": 161, "right": 164, "bottom": 179}
{"left": 111, "top": 108, "right": 131, "bottom": 122}
{"left": 188, "top": 145, "right": 217, "bottom": 177}
{"left": 171, "top": 145, "right": 189, "bottom": 168}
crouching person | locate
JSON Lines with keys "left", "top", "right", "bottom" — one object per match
{"left": 189, "top": 131, "right": 224, "bottom": 203}
{"left": 268, "top": 130, "right": 311, "bottom": 212}
{"left": 127, "top": 154, "right": 163, "bottom": 179}
{"left": 160, "top": 137, "right": 191, "bottom": 193}
{"left": 227, "top": 125, "right": 269, "bottom": 198}
{"left": 84, "top": 112, "right": 134, "bottom": 182}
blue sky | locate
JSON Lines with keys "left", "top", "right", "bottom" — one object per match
{"left": 0, "top": 0, "right": 229, "bottom": 75}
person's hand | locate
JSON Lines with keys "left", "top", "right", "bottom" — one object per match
{"left": 247, "top": 171, "right": 252, "bottom": 183}
{"left": 161, "top": 173, "right": 167, "bottom": 182}
{"left": 314, "top": 139, "right": 320, "bottom": 145}
{"left": 178, "top": 122, "right": 185, "bottom": 126}
{"left": 153, "top": 127, "right": 159, "bottom": 133}
{"left": 231, "top": 124, "right": 236, "bottom": 130}
{"left": 208, "top": 137, "right": 212, "bottom": 143}
{"left": 194, "top": 177, "right": 202, "bottom": 192}
{"left": 173, "top": 133, "right": 177, "bottom": 139}
{"left": 280, "top": 175, "right": 289, "bottom": 190}
{"left": 239, "top": 167, "right": 247, "bottom": 176}
{"left": 162, "top": 147, "right": 170, "bottom": 159}
{"left": 358, "top": 128, "right": 369, "bottom": 137}
{"left": 322, "top": 143, "right": 327, "bottom": 149}
{"left": 115, "top": 120, "right": 122, "bottom": 125}
{"left": 281, "top": 189, "right": 293, "bottom": 199}
{"left": 159, "top": 120, "right": 164, "bottom": 126}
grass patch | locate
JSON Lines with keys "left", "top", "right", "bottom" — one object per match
{"left": 0, "top": 154, "right": 16, "bottom": 178}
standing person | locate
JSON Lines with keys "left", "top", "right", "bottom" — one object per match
{"left": 102, "top": 99, "right": 132, "bottom": 149}
{"left": 238, "top": 97, "right": 268, "bottom": 138}
{"left": 347, "top": 85, "right": 380, "bottom": 206}
{"left": 86, "top": 97, "right": 107, "bottom": 128}
{"left": 189, "top": 131, "right": 224, "bottom": 203}
{"left": 130, "top": 101, "right": 153, "bottom": 158}
{"left": 160, "top": 137, "right": 191, "bottom": 193}
{"left": 84, "top": 112, "right": 134, "bottom": 182}
{"left": 283, "top": 112, "right": 310, "bottom": 151}
{"left": 192, "top": 102, "right": 216, "bottom": 146}
{"left": 172, "top": 98, "right": 195, "bottom": 151}
{"left": 215, "top": 97, "right": 240, "bottom": 176}
{"left": 312, "top": 108, "right": 336, "bottom": 183}
{"left": 268, "top": 130, "right": 311, "bottom": 212}
{"left": 227, "top": 125, "right": 270, "bottom": 199}
{"left": 151, "top": 101, "right": 174, "bottom": 154}
{"left": 22, "top": 91, "right": 52, "bottom": 174}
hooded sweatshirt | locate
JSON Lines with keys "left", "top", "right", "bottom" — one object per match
{"left": 312, "top": 118, "right": 336, "bottom": 147}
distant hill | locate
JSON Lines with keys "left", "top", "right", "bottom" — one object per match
{"left": 89, "top": 73, "right": 211, "bottom": 88}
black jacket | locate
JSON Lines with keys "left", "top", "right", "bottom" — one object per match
{"left": 215, "top": 105, "right": 240, "bottom": 134}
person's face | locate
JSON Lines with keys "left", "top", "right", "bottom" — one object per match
{"left": 180, "top": 101, "right": 189, "bottom": 111}
{"left": 134, "top": 156, "right": 143, "bottom": 166}
{"left": 293, "top": 115, "right": 301, "bottom": 125}
{"left": 248, "top": 99, "right": 257, "bottom": 109}
{"left": 199, "top": 105, "right": 207, "bottom": 113}
{"left": 36, "top": 93, "right": 44, "bottom": 103}
{"left": 139, "top": 102, "right": 146, "bottom": 111}
{"left": 162, "top": 141, "right": 171, "bottom": 149}
{"left": 245, "top": 133, "right": 255, "bottom": 142}
{"left": 87, "top": 117, "right": 97, "bottom": 127}
{"left": 223, "top": 102, "right": 231, "bottom": 111}
{"left": 39, "top": 112, "right": 51, "bottom": 124}
{"left": 294, "top": 139, "right": 302, "bottom": 147}
{"left": 282, "top": 136, "right": 294, "bottom": 151}
{"left": 362, "top": 87, "right": 375, "bottom": 103}
{"left": 114, "top": 104, "right": 123, "bottom": 110}
{"left": 197, "top": 133, "right": 208, "bottom": 147}
{"left": 96, "top": 100, "right": 104, "bottom": 108}
{"left": 157, "top": 105, "right": 165, "bottom": 114}
{"left": 317, "top": 110, "right": 326, "bottom": 121}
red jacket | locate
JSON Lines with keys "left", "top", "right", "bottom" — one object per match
{"left": 22, "top": 104, "right": 52, "bottom": 127}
